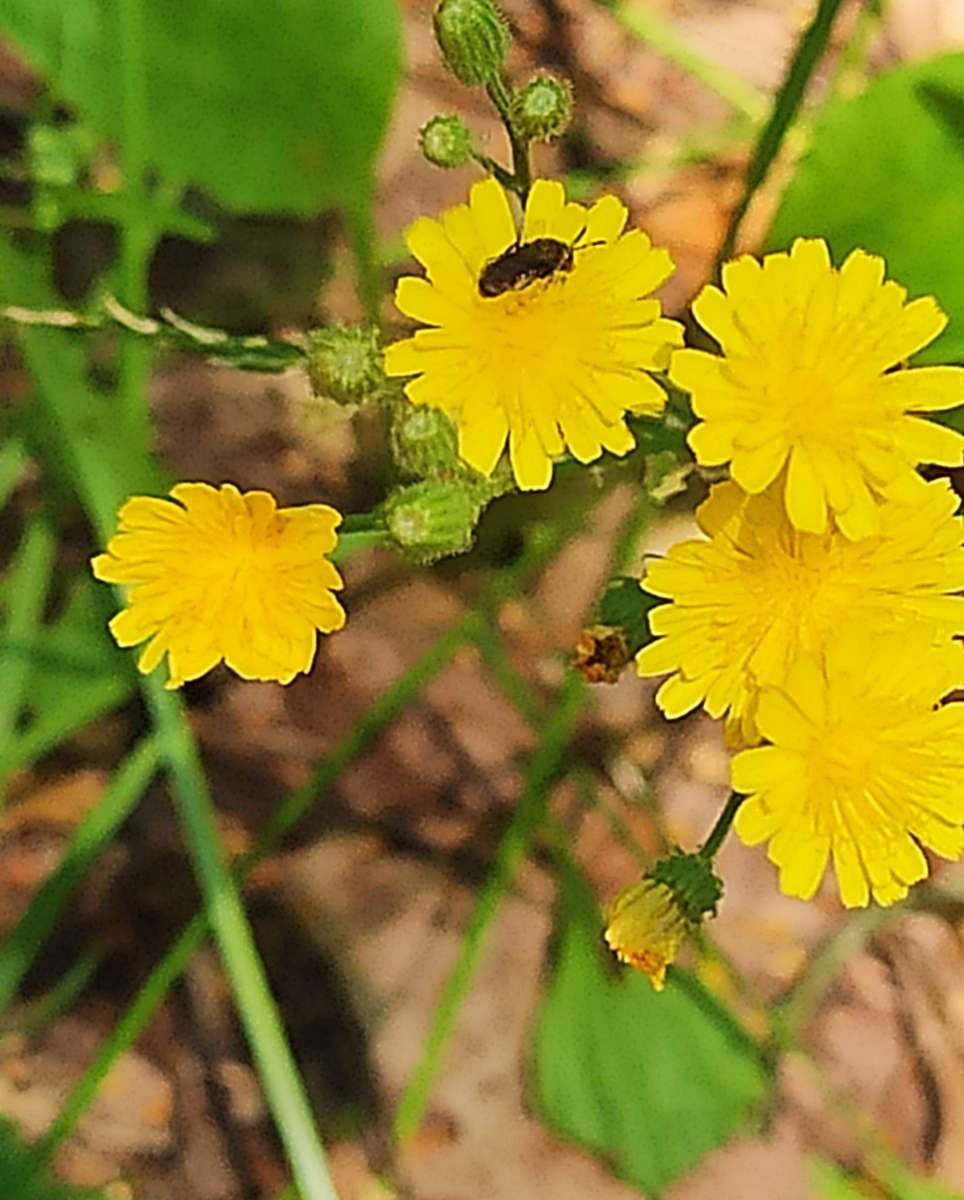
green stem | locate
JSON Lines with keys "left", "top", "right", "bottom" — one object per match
{"left": 611, "top": 1, "right": 766, "bottom": 123}
{"left": 698, "top": 792, "right": 744, "bottom": 861}
{"left": 328, "top": 528, "right": 389, "bottom": 565}
{"left": 117, "top": 0, "right": 153, "bottom": 445}
{"left": 12, "top": 946, "right": 106, "bottom": 1037}
{"left": 486, "top": 73, "right": 532, "bottom": 198}
{"left": 143, "top": 680, "right": 341, "bottom": 1200}
{"left": 391, "top": 671, "right": 586, "bottom": 1145}
{"left": 0, "top": 736, "right": 160, "bottom": 1013}
{"left": 716, "top": 0, "right": 849, "bottom": 266}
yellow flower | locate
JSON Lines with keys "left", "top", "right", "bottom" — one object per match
{"left": 637, "top": 478, "right": 964, "bottom": 747}
{"left": 384, "top": 176, "right": 684, "bottom": 490}
{"left": 731, "top": 627, "right": 964, "bottom": 907}
{"left": 671, "top": 238, "right": 964, "bottom": 540}
{"left": 92, "top": 483, "right": 345, "bottom": 688}
{"left": 604, "top": 878, "right": 687, "bottom": 991}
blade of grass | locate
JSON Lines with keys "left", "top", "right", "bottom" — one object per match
{"left": 0, "top": 512, "right": 56, "bottom": 768}
{"left": 10, "top": 946, "right": 106, "bottom": 1037}
{"left": 716, "top": 0, "right": 849, "bottom": 265}
{"left": 143, "top": 682, "right": 341, "bottom": 1200}
{"left": 0, "top": 735, "right": 160, "bottom": 1013}
{"left": 33, "top": 521, "right": 574, "bottom": 1158}
{"left": 392, "top": 669, "right": 587, "bottom": 1144}
{"left": 603, "top": 0, "right": 766, "bottom": 123}
{"left": 0, "top": 437, "right": 27, "bottom": 510}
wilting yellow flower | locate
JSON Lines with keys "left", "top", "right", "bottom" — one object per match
{"left": 385, "top": 176, "right": 684, "bottom": 490}
{"left": 637, "top": 478, "right": 964, "bottom": 746}
{"left": 731, "top": 627, "right": 964, "bottom": 907}
{"left": 92, "top": 483, "right": 345, "bottom": 688}
{"left": 604, "top": 878, "right": 687, "bottom": 990}
{"left": 672, "top": 239, "right": 964, "bottom": 540}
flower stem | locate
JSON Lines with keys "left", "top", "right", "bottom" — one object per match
{"left": 698, "top": 792, "right": 744, "bottom": 861}
{"left": 486, "top": 72, "right": 532, "bottom": 199}
{"left": 716, "top": 0, "right": 849, "bottom": 266}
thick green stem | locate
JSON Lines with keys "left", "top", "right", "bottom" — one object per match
{"left": 486, "top": 73, "right": 532, "bottom": 198}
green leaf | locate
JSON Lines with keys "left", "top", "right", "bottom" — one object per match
{"left": 530, "top": 883, "right": 768, "bottom": 1195}
{"left": 768, "top": 53, "right": 964, "bottom": 365}
{"left": 0, "top": 1117, "right": 104, "bottom": 1199}
{"left": 0, "top": 0, "right": 402, "bottom": 217}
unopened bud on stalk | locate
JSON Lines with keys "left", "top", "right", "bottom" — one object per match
{"left": 420, "top": 115, "right": 475, "bottom": 168}
{"left": 305, "top": 324, "right": 385, "bottom": 407}
{"left": 511, "top": 74, "right": 573, "bottom": 141}
{"left": 390, "top": 405, "right": 461, "bottom": 480}
{"left": 385, "top": 479, "right": 484, "bottom": 564}
{"left": 433, "top": 0, "right": 511, "bottom": 87}
{"left": 605, "top": 850, "right": 723, "bottom": 991}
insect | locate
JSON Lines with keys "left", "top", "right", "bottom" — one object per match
{"left": 477, "top": 236, "right": 576, "bottom": 298}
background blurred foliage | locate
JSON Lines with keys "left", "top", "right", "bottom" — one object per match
{"left": 0, "top": 0, "right": 962, "bottom": 1196}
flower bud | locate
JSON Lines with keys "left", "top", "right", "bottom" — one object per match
{"left": 605, "top": 850, "right": 723, "bottom": 991}
{"left": 510, "top": 74, "right": 573, "bottom": 141}
{"left": 573, "top": 624, "right": 630, "bottom": 685}
{"left": 420, "top": 115, "right": 475, "bottom": 169}
{"left": 385, "top": 479, "right": 484, "bottom": 564}
{"left": 433, "top": 0, "right": 511, "bottom": 87}
{"left": 390, "top": 404, "right": 462, "bottom": 480}
{"left": 305, "top": 324, "right": 385, "bottom": 407}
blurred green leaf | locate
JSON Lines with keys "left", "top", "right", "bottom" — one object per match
{"left": 0, "top": 1117, "right": 104, "bottom": 1198}
{"left": 530, "top": 880, "right": 768, "bottom": 1195}
{"left": 768, "top": 53, "right": 964, "bottom": 365}
{"left": 0, "top": 0, "right": 402, "bottom": 218}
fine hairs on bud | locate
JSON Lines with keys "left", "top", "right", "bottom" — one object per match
{"left": 420, "top": 114, "right": 475, "bottom": 169}
{"left": 305, "top": 324, "right": 385, "bottom": 407}
{"left": 511, "top": 74, "right": 573, "bottom": 141}
{"left": 433, "top": 0, "right": 511, "bottom": 87}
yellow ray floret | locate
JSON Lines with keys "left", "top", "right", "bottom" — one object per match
{"left": 384, "top": 176, "right": 684, "bottom": 490}
{"left": 672, "top": 238, "right": 964, "bottom": 540}
{"left": 730, "top": 626, "right": 964, "bottom": 908}
{"left": 92, "top": 482, "right": 345, "bottom": 688}
{"left": 604, "top": 879, "right": 687, "bottom": 991}
{"left": 636, "top": 477, "right": 964, "bottom": 747}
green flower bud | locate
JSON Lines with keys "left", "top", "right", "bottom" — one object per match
{"left": 384, "top": 479, "right": 484, "bottom": 564}
{"left": 420, "top": 115, "right": 475, "bottom": 169}
{"left": 605, "top": 850, "right": 723, "bottom": 990}
{"left": 510, "top": 74, "right": 573, "bottom": 141}
{"left": 305, "top": 324, "right": 385, "bottom": 407}
{"left": 433, "top": 0, "right": 511, "bottom": 87}
{"left": 390, "top": 405, "right": 462, "bottom": 481}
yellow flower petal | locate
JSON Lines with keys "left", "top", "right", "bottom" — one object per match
{"left": 92, "top": 483, "right": 346, "bottom": 688}
{"left": 385, "top": 178, "right": 681, "bottom": 489}
{"left": 679, "top": 239, "right": 964, "bottom": 535}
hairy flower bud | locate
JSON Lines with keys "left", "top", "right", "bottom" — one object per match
{"left": 385, "top": 480, "right": 484, "bottom": 564}
{"left": 510, "top": 74, "right": 573, "bottom": 141}
{"left": 390, "top": 405, "right": 461, "bottom": 480}
{"left": 420, "top": 114, "right": 475, "bottom": 169}
{"left": 605, "top": 851, "right": 723, "bottom": 990}
{"left": 433, "top": 0, "right": 511, "bottom": 87}
{"left": 305, "top": 324, "right": 384, "bottom": 407}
